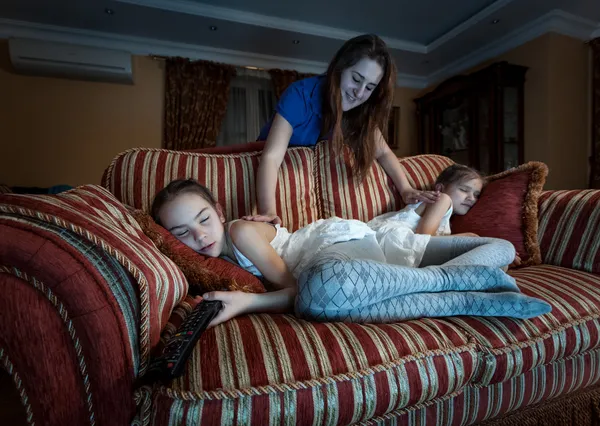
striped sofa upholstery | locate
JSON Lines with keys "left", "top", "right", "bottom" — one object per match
{"left": 1, "top": 140, "right": 600, "bottom": 425}
{"left": 102, "top": 146, "right": 319, "bottom": 232}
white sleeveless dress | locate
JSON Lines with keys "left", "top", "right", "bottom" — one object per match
{"left": 367, "top": 202, "right": 453, "bottom": 267}
{"left": 224, "top": 218, "right": 375, "bottom": 278}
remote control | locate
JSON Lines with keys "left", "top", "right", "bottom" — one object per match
{"left": 146, "top": 299, "right": 223, "bottom": 382}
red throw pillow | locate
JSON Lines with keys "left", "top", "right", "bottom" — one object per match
{"left": 451, "top": 162, "right": 548, "bottom": 267}
{"left": 131, "top": 210, "right": 266, "bottom": 294}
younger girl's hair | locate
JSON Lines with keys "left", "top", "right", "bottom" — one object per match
{"left": 322, "top": 34, "right": 397, "bottom": 180}
{"left": 435, "top": 164, "right": 484, "bottom": 187}
{"left": 151, "top": 179, "right": 217, "bottom": 225}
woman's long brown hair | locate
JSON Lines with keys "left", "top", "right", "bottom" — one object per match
{"left": 322, "top": 34, "right": 397, "bottom": 180}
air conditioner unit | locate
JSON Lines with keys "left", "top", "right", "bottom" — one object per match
{"left": 8, "top": 38, "right": 133, "bottom": 84}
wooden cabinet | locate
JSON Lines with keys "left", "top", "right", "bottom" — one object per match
{"left": 415, "top": 61, "right": 527, "bottom": 174}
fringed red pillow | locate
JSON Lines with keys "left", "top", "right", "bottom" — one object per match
{"left": 451, "top": 162, "right": 549, "bottom": 267}
{"left": 131, "top": 210, "right": 266, "bottom": 294}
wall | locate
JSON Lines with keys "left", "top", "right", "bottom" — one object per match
{"left": 1, "top": 33, "right": 589, "bottom": 189}
{"left": 0, "top": 40, "right": 165, "bottom": 187}
{"left": 416, "top": 33, "right": 590, "bottom": 189}
{"left": 492, "top": 32, "right": 589, "bottom": 189}
{"left": 392, "top": 86, "right": 423, "bottom": 158}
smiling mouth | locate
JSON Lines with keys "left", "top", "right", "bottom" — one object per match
{"left": 346, "top": 92, "right": 357, "bottom": 102}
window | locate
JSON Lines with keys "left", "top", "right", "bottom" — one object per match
{"left": 217, "top": 69, "right": 276, "bottom": 146}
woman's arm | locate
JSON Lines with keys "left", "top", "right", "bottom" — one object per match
{"left": 203, "top": 220, "right": 296, "bottom": 327}
{"left": 256, "top": 114, "right": 293, "bottom": 217}
{"left": 415, "top": 193, "right": 452, "bottom": 235}
{"left": 374, "top": 128, "right": 440, "bottom": 205}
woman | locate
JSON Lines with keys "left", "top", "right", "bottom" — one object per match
{"left": 254, "top": 34, "right": 439, "bottom": 223}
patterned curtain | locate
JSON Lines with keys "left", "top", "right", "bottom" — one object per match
{"left": 268, "top": 69, "right": 317, "bottom": 100}
{"left": 591, "top": 38, "right": 600, "bottom": 189}
{"left": 164, "top": 58, "right": 236, "bottom": 150}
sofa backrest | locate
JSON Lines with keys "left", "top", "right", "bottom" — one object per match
{"left": 314, "top": 142, "right": 454, "bottom": 222}
{"left": 102, "top": 141, "right": 453, "bottom": 230}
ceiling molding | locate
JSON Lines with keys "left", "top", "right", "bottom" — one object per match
{"left": 426, "top": 0, "right": 515, "bottom": 52}
{"left": 545, "top": 9, "right": 600, "bottom": 40}
{"left": 115, "top": 0, "right": 427, "bottom": 53}
{"left": 0, "top": 18, "right": 426, "bottom": 88}
{"left": 0, "top": 18, "right": 327, "bottom": 74}
{"left": 426, "top": 9, "right": 600, "bottom": 86}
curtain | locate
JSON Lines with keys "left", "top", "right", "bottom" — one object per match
{"left": 164, "top": 58, "right": 236, "bottom": 150}
{"left": 591, "top": 38, "right": 600, "bottom": 188}
{"left": 217, "top": 72, "right": 276, "bottom": 146}
{"left": 268, "top": 69, "right": 317, "bottom": 100}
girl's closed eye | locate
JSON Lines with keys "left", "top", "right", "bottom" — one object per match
{"left": 176, "top": 229, "right": 189, "bottom": 238}
{"left": 199, "top": 215, "right": 210, "bottom": 224}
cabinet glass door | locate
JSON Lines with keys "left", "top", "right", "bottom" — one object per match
{"left": 477, "top": 93, "right": 491, "bottom": 174}
{"left": 503, "top": 86, "right": 520, "bottom": 170}
{"left": 440, "top": 97, "right": 470, "bottom": 165}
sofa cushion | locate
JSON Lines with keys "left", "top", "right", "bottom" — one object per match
{"left": 451, "top": 162, "right": 548, "bottom": 267}
{"left": 316, "top": 140, "right": 454, "bottom": 221}
{"left": 130, "top": 209, "right": 266, "bottom": 295}
{"left": 381, "top": 348, "right": 600, "bottom": 424}
{"left": 538, "top": 190, "right": 600, "bottom": 274}
{"left": 151, "top": 303, "right": 477, "bottom": 425}
{"left": 0, "top": 185, "right": 188, "bottom": 372}
{"left": 444, "top": 264, "right": 600, "bottom": 387}
{"left": 102, "top": 146, "right": 319, "bottom": 232}
{"left": 0, "top": 221, "right": 139, "bottom": 425}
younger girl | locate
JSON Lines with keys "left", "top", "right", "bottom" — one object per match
{"left": 368, "top": 163, "right": 486, "bottom": 268}
{"left": 152, "top": 167, "right": 516, "bottom": 327}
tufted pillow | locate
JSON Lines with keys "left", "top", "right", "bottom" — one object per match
{"left": 451, "top": 162, "right": 549, "bottom": 266}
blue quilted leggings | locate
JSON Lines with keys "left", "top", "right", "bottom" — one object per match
{"left": 295, "top": 235, "right": 522, "bottom": 322}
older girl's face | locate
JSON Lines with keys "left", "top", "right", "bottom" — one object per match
{"left": 339, "top": 57, "right": 384, "bottom": 112}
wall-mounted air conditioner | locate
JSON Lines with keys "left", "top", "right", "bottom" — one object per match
{"left": 8, "top": 38, "right": 133, "bottom": 84}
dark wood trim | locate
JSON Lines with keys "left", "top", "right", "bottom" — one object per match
{"left": 591, "top": 38, "right": 600, "bottom": 189}
{"left": 414, "top": 62, "right": 527, "bottom": 173}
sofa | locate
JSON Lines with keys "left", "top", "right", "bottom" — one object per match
{"left": 1, "top": 140, "right": 599, "bottom": 426}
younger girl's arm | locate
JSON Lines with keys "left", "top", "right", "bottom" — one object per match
{"left": 374, "top": 128, "right": 440, "bottom": 205}
{"left": 203, "top": 220, "right": 296, "bottom": 327}
{"left": 415, "top": 193, "right": 452, "bottom": 235}
{"left": 256, "top": 114, "right": 293, "bottom": 219}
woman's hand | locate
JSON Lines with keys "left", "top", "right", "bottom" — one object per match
{"left": 200, "top": 291, "right": 253, "bottom": 328}
{"left": 241, "top": 214, "right": 282, "bottom": 225}
{"left": 401, "top": 188, "right": 440, "bottom": 205}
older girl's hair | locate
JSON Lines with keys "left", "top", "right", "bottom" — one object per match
{"left": 322, "top": 34, "right": 397, "bottom": 180}
{"left": 435, "top": 164, "right": 484, "bottom": 187}
{"left": 151, "top": 179, "right": 217, "bottom": 225}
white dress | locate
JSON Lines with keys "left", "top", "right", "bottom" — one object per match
{"left": 225, "top": 218, "right": 375, "bottom": 278}
{"left": 367, "top": 202, "right": 453, "bottom": 267}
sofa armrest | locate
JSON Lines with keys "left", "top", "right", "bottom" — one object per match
{"left": 538, "top": 189, "right": 600, "bottom": 274}
{"left": 0, "top": 219, "right": 139, "bottom": 426}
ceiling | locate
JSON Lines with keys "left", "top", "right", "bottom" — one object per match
{"left": 0, "top": 0, "right": 598, "bottom": 87}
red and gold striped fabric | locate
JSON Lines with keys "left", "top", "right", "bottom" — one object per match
{"left": 315, "top": 141, "right": 453, "bottom": 221}
{"left": 444, "top": 265, "right": 600, "bottom": 387}
{"left": 0, "top": 185, "right": 188, "bottom": 373}
{"left": 102, "top": 147, "right": 319, "bottom": 232}
{"left": 538, "top": 190, "right": 600, "bottom": 274}
{"left": 150, "top": 303, "right": 477, "bottom": 425}
{"left": 369, "top": 347, "right": 600, "bottom": 425}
